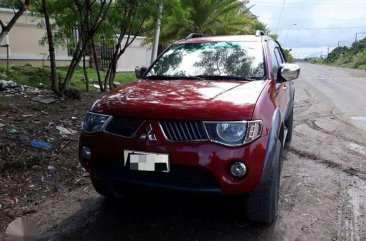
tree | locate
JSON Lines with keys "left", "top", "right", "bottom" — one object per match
{"left": 102, "top": 0, "right": 167, "bottom": 90}
{"left": 149, "top": 0, "right": 255, "bottom": 46}
{"left": 283, "top": 49, "right": 295, "bottom": 63}
{"left": 60, "top": 0, "right": 112, "bottom": 96}
{"left": 34, "top": 0, "right": 113, "bottom": 96}
{"left": 0, "top": 0, "right": 31, "bottom": 42}
{"left": 36, "top": 0, "right": 60, "bottom": 94}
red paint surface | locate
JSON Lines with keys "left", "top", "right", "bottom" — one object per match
{"left": 91, "top": 80, "right": 267, "bottom": 121}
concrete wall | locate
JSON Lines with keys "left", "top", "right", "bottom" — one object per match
{"left": 0, "top": 8, "right": 71, "bottom": 67}
{"left": 116, "top": 36, "right": 152, "bottom": 72}
{"left": 0, "top": 8, "right": 152, "bottom": 71}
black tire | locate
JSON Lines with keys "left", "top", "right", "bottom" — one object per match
{"left": 244, "top": 143, "right": 281, "bottom": 224}
{"left": 285, "top": 105, "right": 294, "bottom": 143}
{"left": 91, "top": 176, "right": 116, "bottom": 199}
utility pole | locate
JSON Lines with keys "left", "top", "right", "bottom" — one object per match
{"left": 150, "top": 2, "right": 163, "bottom": 65}
{"left": 355, "top": 32, "right": 366, "bottom": 42}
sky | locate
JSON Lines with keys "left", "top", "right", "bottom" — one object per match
{"left": 247, "top": 0, "right": 366, "bottom": 58}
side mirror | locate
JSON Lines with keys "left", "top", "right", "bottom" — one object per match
{"left": 280, "top": 63, "right": 300, "bottom": 81}
{"left": 135, "top": 66, "right": 147, "bottom": 79}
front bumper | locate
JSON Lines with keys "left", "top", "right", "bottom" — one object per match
{"left": 79, "top": 128, "right": 269, "bottom": 196}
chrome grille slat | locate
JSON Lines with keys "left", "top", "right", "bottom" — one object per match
{"left": 189, "top": 122, "right": 197, "bottom": 139}
{"left": 167, "top": 122, "right": 178, "bottom": 140}
{"left": 183, "top": 122, "right": 193, "bottom": 140}
{"left": 160, "top": 120, "right": 208, "bottom": 142}
{"left": 105, "top": 117, "right": 144, "bottom": 137}
{"left": 194, "top": 122, "right": 200, "bottom": 138}
{"left": 178, "top": 122, "right": 188, "bottom": 140}
{"left": 173, "top": 122, "right": 183, "bottom": 141}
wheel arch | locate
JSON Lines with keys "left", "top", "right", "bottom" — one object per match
{"left": 257, "top": 108, "right": 283, "bottom": 186}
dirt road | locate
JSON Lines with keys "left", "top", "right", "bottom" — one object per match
{"left": 7, "top": 63, "right": 366, "bottom": 241}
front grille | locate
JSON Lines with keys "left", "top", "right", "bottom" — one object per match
{"left": 95, "top": 159, "right": 218, "bottom": 189}
{"left": 160, "top": 120, "right": 208, "bottom": 141}
{"left": 105, "top": 117, "right": 144, "bottom": 137}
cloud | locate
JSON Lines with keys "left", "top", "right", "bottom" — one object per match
{"left": 248, "top": 0, "right": 366, "bottom": 58}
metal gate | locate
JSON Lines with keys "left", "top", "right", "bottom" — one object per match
{"left": 100, "top": 44, "right": 115, "bottom": 69}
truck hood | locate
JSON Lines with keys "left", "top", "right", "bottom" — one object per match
{"left": 91, "top": 79, "right": 267, "bottom": 120}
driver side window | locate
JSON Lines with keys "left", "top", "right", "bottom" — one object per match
{"left": 270, "top": 42, "right": 279, "bottom": 80}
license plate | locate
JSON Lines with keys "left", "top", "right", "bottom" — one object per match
{"left": 124, "top": 150, "right": 170, "bottom": 172}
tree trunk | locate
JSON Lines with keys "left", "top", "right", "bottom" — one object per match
{"left": 108, "top": 59, "right": 117, "bottom": 90}
{"left": 91, "top": 38, "right": 104, "bottom": 92}
{"left": 0, "top": 0, "right": 30, "bottom": 42}
{"left": 60, "top": 40, "right": 85, "bottom": 94}
{"left": 83, "top": 54, "right": 89, "bottom": 91}
{"left": 41, "top": 0, "right": 60, "bottom": 96}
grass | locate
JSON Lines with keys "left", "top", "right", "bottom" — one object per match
{"left": 0, "top": 65, "right": 136, "bottom": 90}
{"left": 0, "top": 102, "right": 9, "bottom": 111}
{"left": 311, "top": 59, "right": 366, "bottom": 70}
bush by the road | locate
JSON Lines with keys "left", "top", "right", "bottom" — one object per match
{"left": 322, "top": 37, "right": 366, "bottom": 70}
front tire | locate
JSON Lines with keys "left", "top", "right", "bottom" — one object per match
{"left": 285, "top": 105, "right": 294, "bottom": 143}
{"left": 244, "top": 142, "right": 281, "bottom": 224}
{"left": 91, "top": 176, "right": 116, "bottom": 199}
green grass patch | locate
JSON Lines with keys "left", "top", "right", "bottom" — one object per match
{"left": 0, "top": 102, "right": 9, "bottom": 112}
{"left": 0, "top": 65, "right": 136, "bottom": 90}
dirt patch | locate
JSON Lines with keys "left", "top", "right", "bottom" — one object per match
{"left": 0, "top": 88, "right": 101, "bottom": 234}
{"left": 288, "top": 147, "right": 366, "bottom": 180}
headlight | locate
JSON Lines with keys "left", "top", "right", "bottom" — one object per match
{"left": 217, "top": 123, "right": 246, "bottom": 142}
{"left": 204, "top": 120, "right": 262, "bottom": 146}
{"left": 82, "top": 112, "right": 111, "bottom": 133}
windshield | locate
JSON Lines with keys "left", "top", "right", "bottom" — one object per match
{"left": 145, "top": 41, "right": 265, "bottom": 80}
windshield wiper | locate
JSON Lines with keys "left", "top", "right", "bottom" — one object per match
{"left": 145, "top": 75, "right": 263, "bottom": 81}
{"left": 144, "top": 75, "right": 182, "bottom": 80}
{"left": 193, "top": 75, "right": 260, "bottom": 81}
{"left": 245, "top": 76, "right": 264, "bottom": 80}
{"left": 145, "top": 75, "right": 205, "bottom": 80}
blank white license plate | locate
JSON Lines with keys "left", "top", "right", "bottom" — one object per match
{"left": 124, "top": 150, "right": 170, "bottom": 172}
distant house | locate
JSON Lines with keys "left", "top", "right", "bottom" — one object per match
{"left": 0, "top": 7, "right": 151, "bottom": 72}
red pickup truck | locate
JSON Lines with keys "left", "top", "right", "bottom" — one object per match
{"left": 79, "top": 32, "right": 300, "bottom": 224}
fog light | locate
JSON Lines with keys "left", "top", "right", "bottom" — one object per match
{"left": 230, "top": 162, "right": 247, "bottom": 178}
{"left": 81, "top": 146, "right": 91, "bottom": 159}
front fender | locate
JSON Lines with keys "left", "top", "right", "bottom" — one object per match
{"left": 258, "top": 108, "right": 282, "bottom": 185}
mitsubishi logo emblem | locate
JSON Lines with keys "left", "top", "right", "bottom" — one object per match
{"left": 140, "top": 123, "right": 157, "bottom": 141}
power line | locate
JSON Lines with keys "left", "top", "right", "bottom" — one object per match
{"left": 251, "top": 0, "right": 365, "bottom": 6}
{"left": 273, "top": 26, "right": 366, "bottom": 30}
{"left": 253, "top": 4, "right": 366, "bottom": 9}
{"left": 275, "top": 0, "right": 286, "bottom": 31}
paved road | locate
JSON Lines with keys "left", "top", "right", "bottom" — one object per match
{"left": 30, "top": 63, "right": 366, "bottom": 241}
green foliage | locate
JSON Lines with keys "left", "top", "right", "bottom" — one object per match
{"left": 147, "top": 0, "right": 255, "bottom": 45}
{"left": 283, "top": 49, "right": 295, "bottom": 63}
{"left": 0, "top": 0, "right": 20, "bottom": 8}
{"left": 326, "top": 37, "right": 366, "bottom": 69}
{"left": 0, "top": 65, "right": 135, "bottom": 90}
